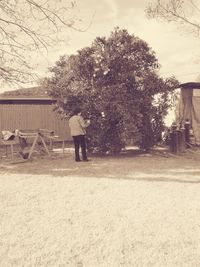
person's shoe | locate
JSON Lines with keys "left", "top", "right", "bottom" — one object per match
{"left": 82, "top": 159, "right": 90, "bottom": 162}
{"left": 75, "top": 159, "right": 81, "bottom": 162}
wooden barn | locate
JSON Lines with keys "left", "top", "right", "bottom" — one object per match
{"left": 0, "top": 87, "right": 72, "bottom": 141}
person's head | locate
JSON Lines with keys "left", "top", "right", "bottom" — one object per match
{"left": 72, "top": 107, "right": 81, "bottom": 116}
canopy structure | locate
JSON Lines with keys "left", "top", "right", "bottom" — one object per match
{"left": 176, "top": 82, "right": 200, "bottom": 144}
{"left": 179, "top": 82, "right": 200, "bottom": 89}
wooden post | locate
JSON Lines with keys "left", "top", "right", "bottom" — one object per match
{"left": 180, "top": 127, "right": 186, "bottom": 152}
{"left": 177, "top": 129, "right": 186, "bottom": 153}
{"left": 49, "top": 138, "right": 53, "bottom": 150}
{"left": 184, "top": 120, "right": 190, "bottom": 147}
{"left": 62, "top": 140, "right": 65, "bottom": 154}
{"left": 170, "top": 129, "right": 178, "bottom": 154}
{"left": 169, "top": 123, "right": 178, "bottom": 153}
{"left": 10, "top": 144, "right": 14, "bottom": 160}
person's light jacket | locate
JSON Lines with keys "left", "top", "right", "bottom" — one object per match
{"left": 69, "top": 115, "right": 90, "bottom": 136}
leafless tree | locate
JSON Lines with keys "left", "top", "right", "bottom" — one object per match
{"left": 0, "top": 0, "right": 82, "bottom": 86}
{"left": 146, "top": 0, "right": 200, "bottom": 36}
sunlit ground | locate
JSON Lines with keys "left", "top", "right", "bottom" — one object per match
{"left": 1, "top": 148, "right": 200, "bottom": 266}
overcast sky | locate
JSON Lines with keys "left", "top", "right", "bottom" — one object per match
{"left": 31, "top": 0, "right": 200, "bottom": 86}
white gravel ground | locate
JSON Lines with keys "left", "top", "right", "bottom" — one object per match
{"left": 1, "top": 171, "right": 200, "bottom": 266}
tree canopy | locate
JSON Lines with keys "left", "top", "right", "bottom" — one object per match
{"left": 44, "top": 28, "right": 179, "bottom": 153}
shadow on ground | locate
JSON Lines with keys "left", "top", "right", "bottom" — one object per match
{"left": 1, "top": 148, "right": 200, "bottom": 184}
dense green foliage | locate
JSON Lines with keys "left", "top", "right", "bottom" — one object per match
{"left": 43, "top": 28, "right": 179, "bottom": 153}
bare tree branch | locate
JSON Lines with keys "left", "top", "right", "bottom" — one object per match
{"left": 0, "top": 0, "right": 84, "bottom": 87}
{"left": 146, "top": 0, "right": 200, "bottom": 35}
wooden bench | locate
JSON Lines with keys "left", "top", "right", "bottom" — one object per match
{"left": 47, "top": 136, "right": 68, "bottom": 154}
{"left": 36, "top": 129, "right": 68, "bottom": 154}
{"left": 0, "top": 129, "right": 69, "bottom": 160}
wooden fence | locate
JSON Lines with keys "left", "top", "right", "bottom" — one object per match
{"left": 0, "top": 104, "right": 72, "bottom": 140}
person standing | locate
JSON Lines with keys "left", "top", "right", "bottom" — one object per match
{"left": 69, "top": 108, "right": 90, "bottom": 162}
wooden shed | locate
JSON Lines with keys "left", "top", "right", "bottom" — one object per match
{"left": 0, "top": 87, "right": 72, "bottom": 140}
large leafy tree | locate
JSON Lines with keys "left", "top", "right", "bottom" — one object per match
{"left": 44, "top": 28, "right": 178, "bottom": 153}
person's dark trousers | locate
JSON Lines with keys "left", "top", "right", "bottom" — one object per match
{"left": 73, "top": 135, "right": 88, "bottom": 161}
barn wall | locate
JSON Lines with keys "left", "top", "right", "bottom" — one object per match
{"left": 0, "top": 104, "right": 72, "bottom": 140}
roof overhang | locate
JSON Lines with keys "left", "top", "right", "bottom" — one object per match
{"left": 179, "top": 82, "right": 200, "bottom": 89}
{"left": 0, "top": 97, "right": 52, "bottom": 100}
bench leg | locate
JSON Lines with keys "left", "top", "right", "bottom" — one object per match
{"left": 39, "top": 136, "right": 50, "bottom": 156}
{"left": 62, "top": 140, "right": 65, "bottom": 153}
{"left": 49, "top": 139, "right": 53, "bottom": 150}
{"left": 28, "top": 135, "right": 39, "bottom": 159}
{"left": 10, "top": 144, "right": 14, "bottom": 160}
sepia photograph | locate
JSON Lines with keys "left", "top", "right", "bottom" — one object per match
{"left": 1, "top": 0, "right": 200, "bottom": 266}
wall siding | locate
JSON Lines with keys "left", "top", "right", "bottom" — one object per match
{"left": 0, "top": 104, "right": 72, "bottom": 140}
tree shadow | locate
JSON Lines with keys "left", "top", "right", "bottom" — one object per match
{"left": 1, "top": 149, "right": 200, "bottom": 184}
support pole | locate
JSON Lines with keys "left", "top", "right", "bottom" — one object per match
{"left": 170, "top": 124, "right": 178, "bottom": 154}
{"left": 184, "top": 120, "right": 190, "bottom": 148}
